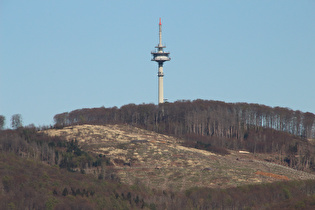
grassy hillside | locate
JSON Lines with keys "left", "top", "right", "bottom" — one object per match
{"left": 42, "top": 124, "right": 315, "bottom": 191}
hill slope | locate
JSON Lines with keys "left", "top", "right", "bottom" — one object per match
{"left": 42, "top": 124, "right": 315, "bottom": 190}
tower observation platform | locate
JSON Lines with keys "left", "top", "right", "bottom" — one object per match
{"left": 151, "top": 18, "right": 171, "bottom": 104}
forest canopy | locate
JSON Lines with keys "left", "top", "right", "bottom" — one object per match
{"left": 53, "top": 100, "right": 315, "bottom": 140}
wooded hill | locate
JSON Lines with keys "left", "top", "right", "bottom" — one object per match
{"left": 2, "top": 125, "right": 315, "bottom": 209}
{"left": 2, "top": 99, "right": 315, "bottom": 209}
{"left": 53, "top": 100, "right": 315, "bottom": 171}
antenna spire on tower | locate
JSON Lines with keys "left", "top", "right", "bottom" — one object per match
{"left": 159, "top": 18, "right": 161, "bottom": 25}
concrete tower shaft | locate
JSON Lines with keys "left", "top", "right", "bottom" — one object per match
{"left": 158, "top": 63, "right": 164, "bottom": 104}
{"left": 151, "top": 18, "right": 171, "bottom": 104}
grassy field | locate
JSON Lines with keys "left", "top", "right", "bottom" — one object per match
{"left": 42, "top": 124, "right": 315, "bottom": 190}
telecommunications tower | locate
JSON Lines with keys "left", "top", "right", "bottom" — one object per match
{"left": 151, "top": 18, "right": 171, "bottom": 104}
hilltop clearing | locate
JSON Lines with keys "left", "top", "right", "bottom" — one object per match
{"left": 42, "top": 124, "right": 315, "bottom": 190}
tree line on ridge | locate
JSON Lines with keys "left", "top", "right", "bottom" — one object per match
{"left": 53, "top": 100, "right": 315, "bottom": 139}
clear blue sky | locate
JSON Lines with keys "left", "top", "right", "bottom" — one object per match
{"left": 1, "top": 1, "right": 314, "bottom": 127}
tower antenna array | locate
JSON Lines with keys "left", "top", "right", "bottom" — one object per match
{"left": 151, "top": 18, "right": 171, "bottom": 104}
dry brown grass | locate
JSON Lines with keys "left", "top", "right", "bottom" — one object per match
{"left": 41, "top": 124, "right": 315, "bottom": 190}
{"left": 255, "top": 171, "right": 290, "bottom": 181}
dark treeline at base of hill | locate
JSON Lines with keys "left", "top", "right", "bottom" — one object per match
{"left": 54, "top": 99, "right": 315, "bottom": 171}
{"left": 2, "top": 128, "right": 315, "bottom": 209}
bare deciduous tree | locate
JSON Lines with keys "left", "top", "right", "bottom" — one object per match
{"left": 0, "top": 115, "right": 5, "bottom": 130}
{"left": 11, "top": 114, "right": 23, "bottom": 129}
